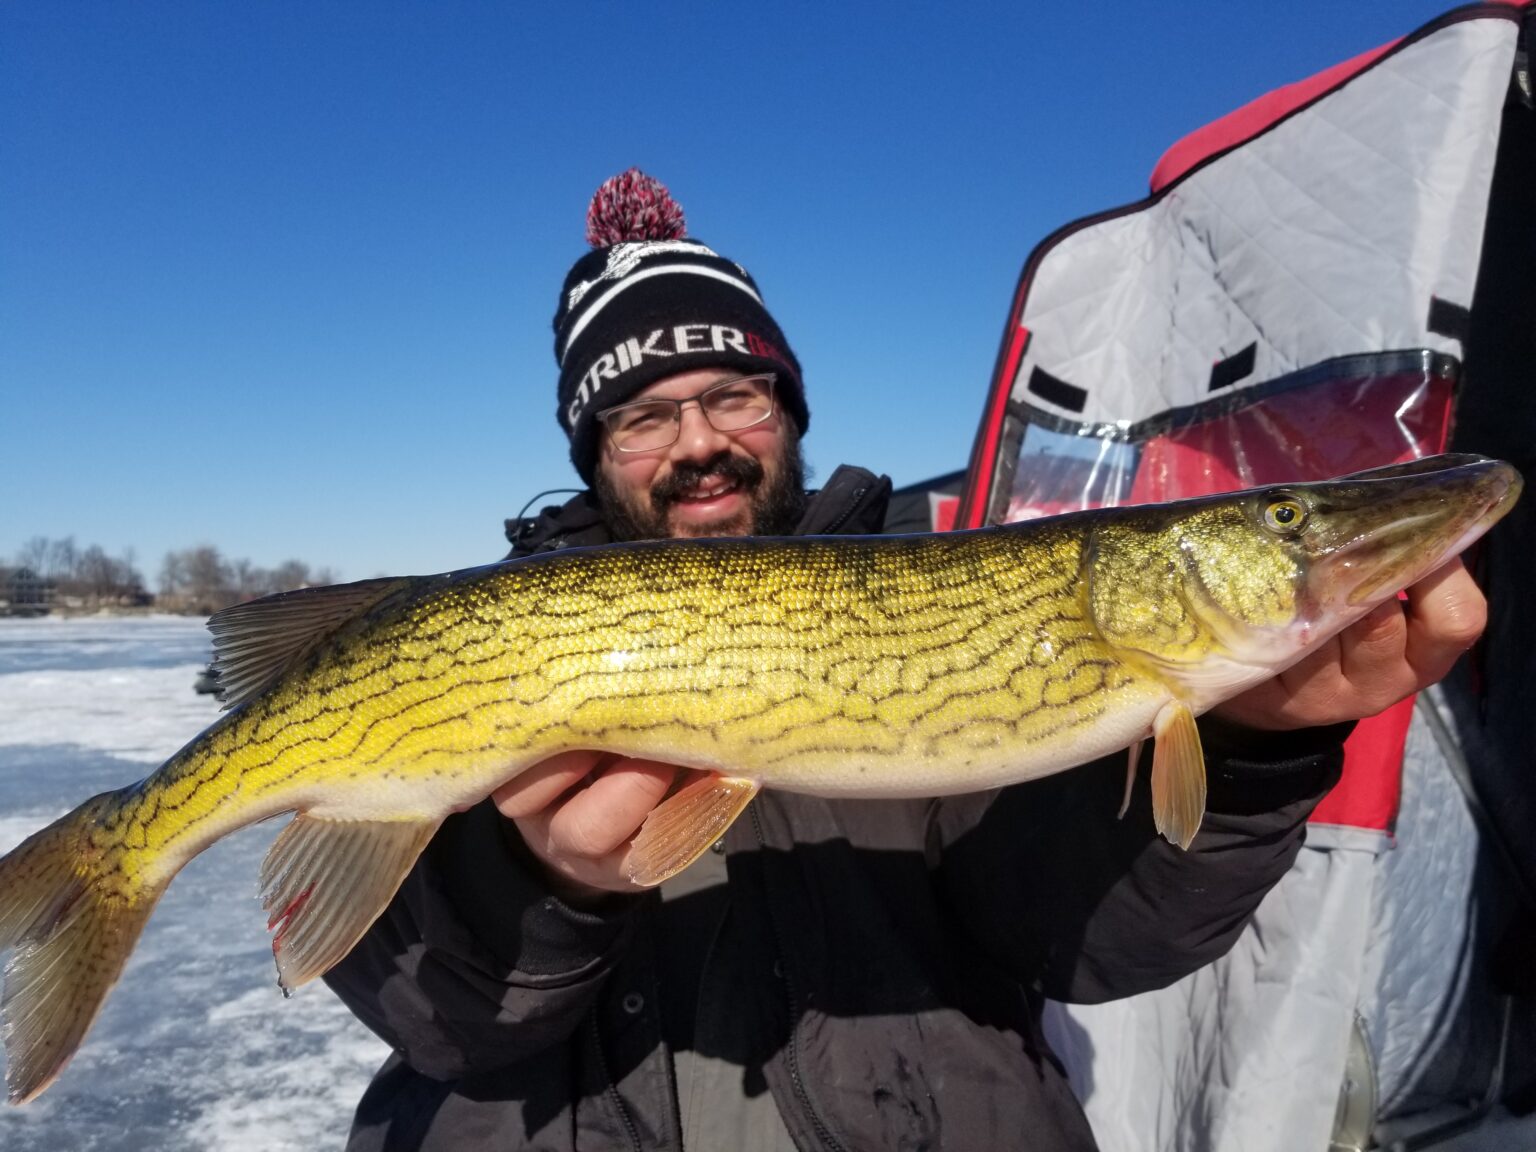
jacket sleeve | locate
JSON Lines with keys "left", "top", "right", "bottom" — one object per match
{"left": 933, "top": 719, "right": 1348, "bottom": 1003}
{"left": 323, "top": 800, "right": 641, "bottom": 1079}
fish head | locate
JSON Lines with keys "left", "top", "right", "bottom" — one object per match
{"left": 1085, "top": 453, "right": 1522, "bottom": 702}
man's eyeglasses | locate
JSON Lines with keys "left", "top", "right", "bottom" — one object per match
{"left": 598, "top": 373, "right": 778, "bottom": 453}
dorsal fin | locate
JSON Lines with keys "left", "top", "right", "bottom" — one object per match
{"left": 206, "top": 577, "right": 409, "bottom": 709}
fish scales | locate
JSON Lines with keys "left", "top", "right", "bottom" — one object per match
{"left": 0, "top": 453, "right": 1521, "bottom": 1105}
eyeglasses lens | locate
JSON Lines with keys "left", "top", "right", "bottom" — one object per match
{"left": 605, "top": 376, "right": 775, "bottom": 452}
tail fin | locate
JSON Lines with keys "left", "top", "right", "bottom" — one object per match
{"left": 0, "top": 793, "right": 164, "bottom": 1105}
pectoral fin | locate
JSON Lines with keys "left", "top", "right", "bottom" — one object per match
{"left": 259, "top": 814, "right": 441, "bottom": 991}
{"left": 1150, "top": 702, "right": 1205, "bottom": 849}
{"left": 626, "top": 775, "right": 760, "bottom": 887}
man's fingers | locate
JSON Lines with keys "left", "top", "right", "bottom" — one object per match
{"left": 493, "top": 750, "right": 607, "bottom": 819}
{"left": 1402, "top": 558, "right": 1487, "bottom": 685}
{"left": 1272, "top": 633, "right": 1344, "bottom": 704}
{"left": 545, "top": 759, "right": 680, "bottom": 858}
{"left": 1334, "top": 598, "right": 1413, "bottom": 711}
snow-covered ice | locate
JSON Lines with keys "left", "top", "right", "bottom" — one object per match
{"left": 0, "top": 616, "right": 389, "bottom": 1151}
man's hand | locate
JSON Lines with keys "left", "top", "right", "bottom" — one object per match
{"left": 493, "top": 751, "right": 699, "bottom": 899}
{"left": 1212, "top": 558, "right": 1487, "bottom": 731}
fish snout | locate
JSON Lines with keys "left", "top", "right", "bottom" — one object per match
{"left": 1303, "top": 456, "right": 1521, "bottom": 610}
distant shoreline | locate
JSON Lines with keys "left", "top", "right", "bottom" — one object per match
{"left": 0, "top": 606, "right": 211, "bottom": 621}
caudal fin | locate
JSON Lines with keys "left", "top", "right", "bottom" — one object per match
{"left": 0, "top": 794, "right": 164, "bottom": 1105}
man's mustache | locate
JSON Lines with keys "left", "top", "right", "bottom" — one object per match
{"left": 651, "top": 453, "right": 764, "bottom": 506}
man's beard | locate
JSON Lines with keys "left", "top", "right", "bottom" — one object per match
{"left": 594, "top": 437, "right": 808, "bottom": 542}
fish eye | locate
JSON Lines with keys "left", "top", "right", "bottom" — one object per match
{"left": 1263, "top": 496, "right": 1308, "bottom": 534}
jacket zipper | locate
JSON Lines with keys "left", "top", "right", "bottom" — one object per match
{"left": 748, "top": 803, "right": 850, "bottom": 1152}
{"left": 816, "top": 484, "right": 872, "bottom": 536}
{"left": 588, "top": 1012, "right": 644, "bottom": 1152}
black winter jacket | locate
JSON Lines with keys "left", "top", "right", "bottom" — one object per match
{"left": 324, "top": 466, "right": 1345, "bottom": 1152}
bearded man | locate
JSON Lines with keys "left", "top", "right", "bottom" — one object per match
{"left": 324, "top": 171, "right": 1487, "bottom": 1152}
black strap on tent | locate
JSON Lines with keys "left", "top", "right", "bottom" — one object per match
{"left": 1025, "top": 366, "right": 1087, "bottom": 413}
{"left": 1208, "top": 342, "right": 1257, "bottom": 392}
{"left": 1427, "top": 297, "right": 1472, "bottom": 343}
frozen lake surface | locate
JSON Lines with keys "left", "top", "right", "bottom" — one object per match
{"left": 0, "top": 615, "right": 388, "bottom": 1151}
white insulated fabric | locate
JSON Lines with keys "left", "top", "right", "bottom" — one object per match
{"left": 1008, "top": 19, "right": 1515, "bottom": 429}
{"left": 1043, "top": 841, "right": 1382, "bottom": 1152}
{"left": 1357, "top": 689, "right": 1503, "bottom": 1118}
{"left": 1045, "top": 698, "right": 1506, "bottom": 1152}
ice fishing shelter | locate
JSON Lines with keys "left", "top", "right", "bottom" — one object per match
{"left": 882, "top": 470, "right": 966, "bottom": 534}
{"left": 955, "top": 4, "right": 1536, "bottom": 1149}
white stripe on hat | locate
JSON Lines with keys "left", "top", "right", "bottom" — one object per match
{"left": 558, "top": 263, "right": 766, "bottom": 367}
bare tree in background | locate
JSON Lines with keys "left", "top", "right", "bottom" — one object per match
{"left": 9, "top": 537, "right": 336, "bottom": 614}
{"left": 268, "top": 560, "right": 310, "bottom": 592}
{"left": 229, "top": 558, "right": 258, "bottom": 600}
{"left": 158, "top": 551, "right": 187, "bottom": 599}
{"left": 66, "top": 546, "right": 145, "bottom": 605}
{"left": 47, "top": 537, "right": 77, "bottom": 582}
{"left": 76, "top": 546, "right": 119, "bottom": 601}
{"left": 183, "top": 546, "right": 233, "bottom": 612}
{"left": 154, "top": 547, "right": 330, "bottom": 612}
{"left": 10, "top": 537, "right": 145, "bottom": 608}
{"left": 16, "top": 536, "right": 51, "bottom": 577}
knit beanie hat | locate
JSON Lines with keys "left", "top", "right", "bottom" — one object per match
{"left": 553, "top": 169, "right": 808, "bottom": 482}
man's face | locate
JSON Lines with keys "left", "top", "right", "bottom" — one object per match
{"left": 593, "top": 367, "right": 806, "bottom": 541}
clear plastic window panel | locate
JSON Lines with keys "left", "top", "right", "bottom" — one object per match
{"left": 1001, "top": 361, "right": 1453, "bottom": 521}
{"left": 1003, "top": 425, "right": 1139, "bottom": 523}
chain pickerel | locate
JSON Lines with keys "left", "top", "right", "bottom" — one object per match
{"left": 0, "top": 453, "right": 1521, "bottom": 1102}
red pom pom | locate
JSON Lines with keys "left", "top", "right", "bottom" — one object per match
{"left": 585, "top": 168, "right": 688, "bottom": 247}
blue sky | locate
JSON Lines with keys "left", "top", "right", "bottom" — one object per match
{"left": 2, "top": 1, "right": 1456, "bottom": 582}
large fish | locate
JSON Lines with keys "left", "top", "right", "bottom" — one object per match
{"left": 0, "top": 453, "right": 1521, "bottom": 1103}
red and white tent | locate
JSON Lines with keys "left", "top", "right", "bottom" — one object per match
{"left": 952, "top": 4, "right": 1536, "bottom": 1148}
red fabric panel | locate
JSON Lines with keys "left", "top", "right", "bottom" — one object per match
{"left": 1128, "top": 372, "right": 1454, "bottom": 503}
{"left": 933, "top": 495, "right": 960, "bottom": 532}
{"left": 1310, "top": 697, "right": 1415, "bottom": 832}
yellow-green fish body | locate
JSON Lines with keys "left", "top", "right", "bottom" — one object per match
{"left": 0, "top": 453, "right": 1521, "bottom": 1104}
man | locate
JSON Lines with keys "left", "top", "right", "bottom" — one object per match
{"left": 324, "top": 171, "right": 1487, "bottom": 1151}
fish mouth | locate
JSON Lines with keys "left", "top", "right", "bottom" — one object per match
{"left": 1301, "top": 454, "right": 1522, "bottom": 610}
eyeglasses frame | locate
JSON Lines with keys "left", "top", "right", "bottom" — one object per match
{"left": 597, "top": 372, "right": 779, "bottom": 454}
